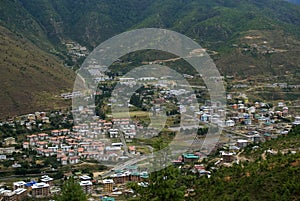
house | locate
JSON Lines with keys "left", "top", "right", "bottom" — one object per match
{"left": 13, "top": 181, "right": 26, "bottom": 190}
{"left": 31, "top": 183, "right": 50, "bottom": 198}
{"left": 221, "top": 152, "right": 236, "bottom": 163}
{"left": 0, "top": 188, "right": 27, "bottom": 201}
{"left": 263, "top": 133, "right": 272, "bottom": 141}
{"left": 4, "top": 137, "right": 16, "bottom": 146}
{"left": 38, "top": 133, "right": 49, "bottom": 140}
{"left": 139, "top": 171, "right": 149, "bottom": 181}
{"left": 182, "top": 153, "right": 199, "bottom": 163}
{"left": 225, "top": 120, "right": 235, "bottom": 127}
{"left": 61, "top": 157, "right": 68, "bottom": 165}
{"left": 40, "top": 175, "right": 54, "bottom": 186}
{"left": 237, "top": 139, "right": 249, "bottom": 148}
{"left": 80, "top": 175, "right": 92, "bottom": 181}
{"left": 0, "top": 155, "right": 6, "bottom": 160}
{"left": 79, "top": 181, "right": 93, "bottom": 194}
{"left": 42, "top": 117, "right": 50, "bottom": 124}
{"left": 112, "top": 172, "right": 130, "bottom": 184}
{"left": 14, "top": 188, "right": 27, "bottom": 201}
{"left": 0, "top": 147, "right": 15, "bottom": 154}
{"left": 128, "top": 146, "right": 136, "bottom": 154}
{"left": 69, "top": 157, "right": 79, "bottom": 164}
{"left": 292, "top": 116, "right": 300, "bottom": 126}
{"left": 102, "top": 197, "right": 115, "bottom": 201}
{"left": 23, "top": 142, "right": 29, "bottom": 149}
{"left": 51, "top": 130, "right": 61, "bottom": 136}
{"left": 0, "top": 189, "right": 16, "bottom": 201}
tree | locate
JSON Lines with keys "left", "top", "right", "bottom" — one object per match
{"left": 130, "top": 166, "right": 186, "bottom": 201}
{"left": 55, "top": 178, "right": 87, "bottom": 201}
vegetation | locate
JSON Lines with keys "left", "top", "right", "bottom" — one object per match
{"left": 0, "top": 25, "right": 74, "bottom": 118}
{"left": 128, "top": 126, "right": 300, "bottom": 201}
{"left": 54, "top": 177, "right": 87, "bottom": 201}
{"left": 0, "top": 0, "right": 299, "bottom": 117}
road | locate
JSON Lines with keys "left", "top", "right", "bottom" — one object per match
{"left": 102, "top": 155, "right": 149, "bottom": 178}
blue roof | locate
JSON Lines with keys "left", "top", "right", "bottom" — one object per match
{"left": 25, "top": 181, "right": 37, "bottom": 187}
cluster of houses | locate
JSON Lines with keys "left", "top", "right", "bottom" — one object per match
{"left": 195, "top": 98, "right": 299, "bottom": 164}
{"left": 64, "top": 41, "right": 89, "bottom": 58}
{"left": 0, "top": 175, "right": 53, "bottom": 201}
{"left": 61, "top": 91, "right": 83, "bottom": 100}
{"left": 0, "top": 174, "right": 99, "bottom": 201}
{"left": 23, "top": 117, "right": 143, "bottom": 165}
{"left": 102, "top": 165, "right": 149, "bottom": 194}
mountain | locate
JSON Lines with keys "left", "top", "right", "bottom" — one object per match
{"left": 0, "top": 25, "right": 74, "bottom": 118}
{"left": 286, "top": 0, "right": 300, "bottom": 5}
{"left": 0, "top": 0, "right": 299, "bottom": 117}
{"left": 7, "top": 0, "right": 300, "bottom": 77}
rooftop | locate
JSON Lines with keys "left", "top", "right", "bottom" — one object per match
{"left": 32, "top": 182, "right": 50, "bottom": 189}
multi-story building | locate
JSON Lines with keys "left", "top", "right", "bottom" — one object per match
{"left": 13, "top": 181, "right": 26, "bottom": 190}
{"left": 40, "top": 175, "right": 54, "bottom": 187}
{"left": 79, "top": 181, "right": 93, "bottom": 194}
{"left": 102, "top": 179, "right": 114, "bottom": 193}
{"left": 31, "top": 183, "right": 50, "bottom": 198}
{"left": 0, "top": 188, "right": 26, "bottom": 201}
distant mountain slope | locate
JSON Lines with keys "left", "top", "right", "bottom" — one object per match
{"left": 1, "top": 0, "right": 299, "bottom": 49}
{"left": 0, "top": 26, "right": 74, "bottom": 118}
{"left": 131, "top": 0, "right": 300, "bottom": 77}
{"left": 286, "top": 0, "right": 300, "bottom": 5}
{"left": 0, "top": 0, "right": 299, "bottom": 116}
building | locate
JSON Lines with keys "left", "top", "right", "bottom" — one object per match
{"left": 40, "top": 175, "right": 54, "bottom": 186}
{"left": 111, "top": 171, "right": 130, "bottom": 184}
{"left": 23, "top": 142, "right": 29, "bottom": 149}
{"left": 0, "top": 189, "right": 16, "bottom": 201}
{"left": 79, "top": 181, "right": 93, "bottom": 194}
{"left": 182, "top": 153, "right": 199, "bottom": 163}
{"left": 3, "top": 137, "right": 16, "bottom": 146}
{"left": 0, "top": 147, "right": 15, "bottom": 155}
{"left": 221, "top": 152, "right": 236, "bottom": 163}
{"left": 102, "top": 179, "right": 114, "bottom": 192}
{"left": 237, "top": 139, "right": 249, "bottom": 148}
{"left": 102, "top": 197, "right": 115, "bottom": 201}
{"left": 31, "top": 183, "right": 50, "bottom": 198}
{"left": 292, "top": 116, "right": 300, "bottom": 126}
{"left": 0, "top": 155, "right": 6, "bottom": 160}
{"left": 79, "top": 175, "right": 92, "bottom": 181}
{"left": 14, "top": 188, "right": 27, "bottom": 201}
{"left": 0, "top": 188, "right": 26, "bottom": 201}
{"left": 13, "top": 181, "right": 26, "bottom": 190}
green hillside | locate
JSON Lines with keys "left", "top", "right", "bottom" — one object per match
{"left": 129, "top": 125, "right": 300, "bottom": 201}
{"left": 0, "top": 0, "right": 299, "bottom": 116}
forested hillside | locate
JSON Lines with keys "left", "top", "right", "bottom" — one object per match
{"left": 128, "top": 125, "right": 300, "bottom": 201}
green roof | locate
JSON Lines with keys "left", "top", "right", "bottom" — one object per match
{"left": 126, "top": 165, "right": 138, "bottom": 170}
{"left": 102, "top": 197, "right": 115, "bottom": 201}
{"left": 140, "top": 172, "right": 149, "bottom": 178}
{"left": 131, "top": 172, "right": 140, "bottom": 176}
{"left": 114, "top": 169, "right": 124, "bottom": 173}
{"left": 183, "top": 153, "right": 199, "bottom": 159}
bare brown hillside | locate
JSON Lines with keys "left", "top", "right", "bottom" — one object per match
{"left": 0, "top": 26, "right": 75, "bottom": 118}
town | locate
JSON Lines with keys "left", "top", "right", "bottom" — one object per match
{"left": 0, "top": 71, "right": 299, "bottom": 200}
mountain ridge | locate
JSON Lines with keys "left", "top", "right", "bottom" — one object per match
{"left": 0, "top": 0, "right": 299, "bottom": 117}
